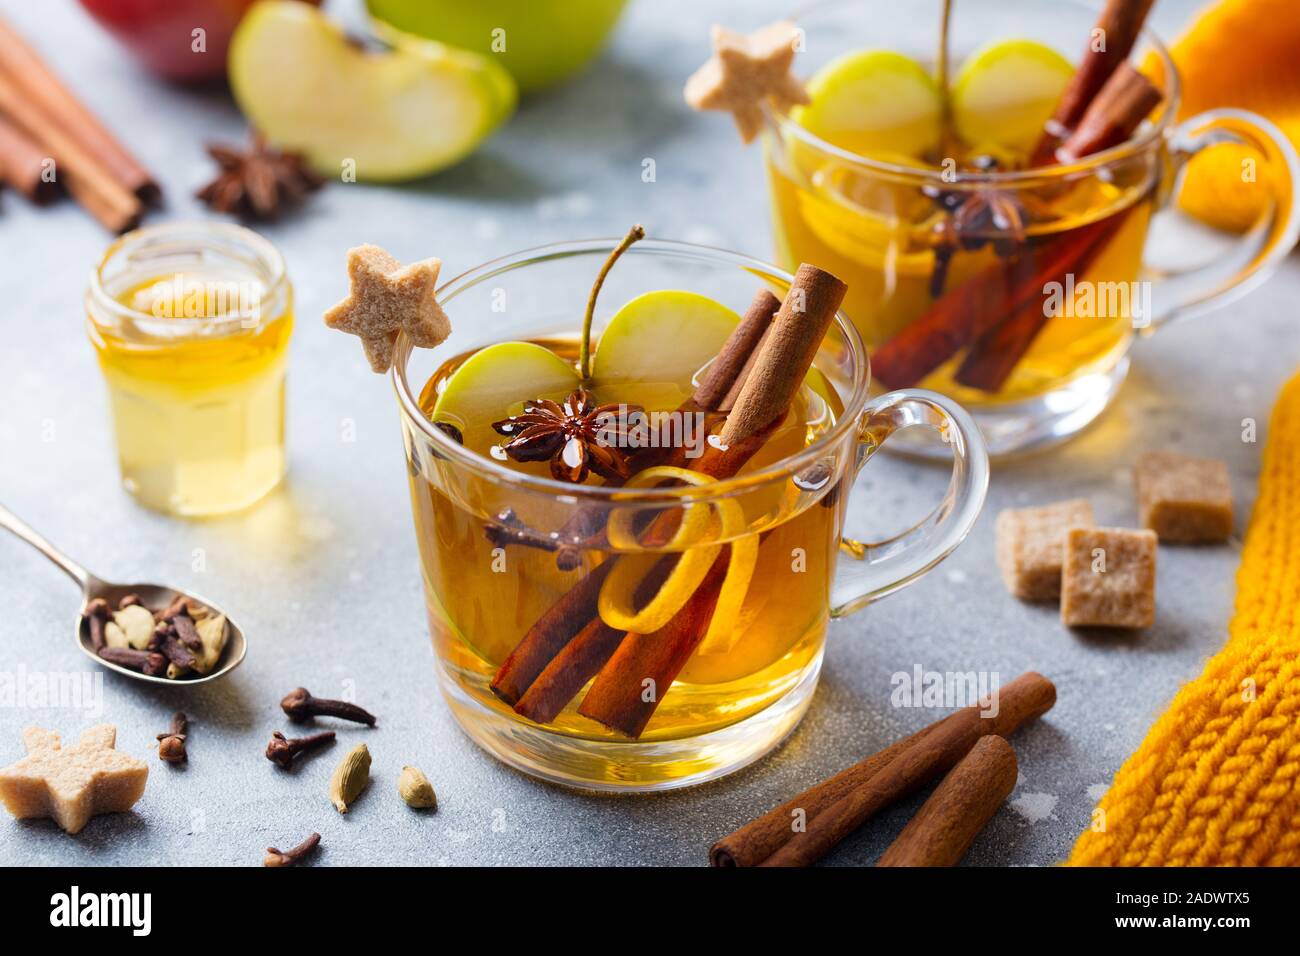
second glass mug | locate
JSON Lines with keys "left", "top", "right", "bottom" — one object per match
{"left": 395, "top": 239, "right": 989, "bottom": 790}
{"left": 764, "top": 0, "right": 1300, "bottom": 456}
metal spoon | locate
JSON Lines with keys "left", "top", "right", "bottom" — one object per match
{"left": 0, "top": 504, "right": 246, "bottom": 686}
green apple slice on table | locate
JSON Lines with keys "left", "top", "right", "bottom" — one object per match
{"left": 228, "top": 1, "right": 516, "bottom": 181}
{"left": 951, "top": 39, "right": 1074, "bottom": 154}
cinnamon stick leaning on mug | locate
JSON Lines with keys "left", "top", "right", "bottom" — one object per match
{"left": 1030, "top": 0, "right": 1157, "bottom": 165}
{"left": 493, "top": 287, "right": 782, "bottom": 704}
{"left": 709, "top": 671, "right": 1054, "bottom": 867}
{"left": 873, "top": 66, "right": 1162, "bottom": 393}
{"left": 495, "top": 267, "right": 846, "bottom": 733}
{"left": 548, "top": 287, "right": 782, "bottom": 570}
{"left": 876, "top": 734, "right": 1017, "bottom": 867}
{"left": 576, "top": 265, "right": 847, "bottom": 737}
{"left": 951, "top": 66, "right": 1161, "bottom": 390}
{"left": 1055, "top": 63, "right": 1164, "bottom": 163}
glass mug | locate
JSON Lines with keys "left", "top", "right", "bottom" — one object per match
{"left": 86, "top": 222, "right": 293, "bottom": 516}
{"left": 764, "top": 0, "right": 1300, "bottom": 456}
{"left": 394, "top": 239, "right": 990, "bottom": 790}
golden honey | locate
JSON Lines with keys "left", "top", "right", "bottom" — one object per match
{"left": 86, "top": 223, "right": 292, "bottom": 516}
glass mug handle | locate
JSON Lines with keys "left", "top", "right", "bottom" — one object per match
{"left": 830, "top": 388, "right": 990, "bottom": 618}
{"left": 1144, "top": 108, "right": 1300, "bottom": 329}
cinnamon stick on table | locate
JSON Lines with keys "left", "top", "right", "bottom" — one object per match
{"left": 1030, "top": 0, "right": 1157, "bottom": 164}
{"left": 0, "top": 112, "right": 56, "bottom": 202}
{"left": 709, "top": 671, "right": 1055, "bottom": 867}
{"left": 0, "top": 71, "right": 141, "bottom": 233}
{"left": 876, "top": 734, "right": 1017, "bottom": 867}
{"left": 0, "top": 14, "right": 159, "bottom": 202}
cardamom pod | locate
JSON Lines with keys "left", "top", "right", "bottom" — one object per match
{"left": 328, "top": 743, "right": 371, "bottom": 813}
{"left": 397, "top": 765, "right": 437, "bottom": 809}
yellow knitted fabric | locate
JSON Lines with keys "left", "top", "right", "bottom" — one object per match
{"left": 1068, "top": 371, "right": 1300, "bottom": 866}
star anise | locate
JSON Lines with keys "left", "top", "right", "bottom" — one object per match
{"left": 491, "top": 389, "right": 641, "bottom": 484}
{"left": 196, "top": 135, "right": 325, "bottom": 220}
{"left": 923, "top": 154, "right": 1053, "bottom": 297}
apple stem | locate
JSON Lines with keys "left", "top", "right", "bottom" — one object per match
{"left": 936, "top": 0, "right": 954, "bottom": 159}
{"left": 580, "top": 224, "right": 646, "bottom": 382}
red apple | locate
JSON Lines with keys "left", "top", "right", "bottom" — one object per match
{"left": 78, "top": 0, "right": 321, "bottom": 82}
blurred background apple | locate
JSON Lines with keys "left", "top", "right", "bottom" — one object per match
{"left": 365, "top": 0, "right": 628, "bottom": 93}
{"left": 77, "top": 0, "right": 322, "bottom": 82}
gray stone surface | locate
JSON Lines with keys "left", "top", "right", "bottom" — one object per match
{"left": 0, "top": 0, "right": 1291, "bottom": 866}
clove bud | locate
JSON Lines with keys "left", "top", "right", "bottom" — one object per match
{"left": 156, "top": 595, "right": 193, "bottom": 622}
{"left": 264, "top": 832, "right": 320, "bottom": 867}
{"left": 265, "top": 730, "right": 335, "bottom": 769}
{"left": 84, "top": 598, "right": 111, "bottom": 651}
{"left": 99, "top": 646, "right": 167, "bottom": 677}
{"left": 157, "top": 711, "right": 188, "bottom": 763}
{"left": 281, "top": 687, "right": 377, "bottom": 726}
{"left": 169, "top": 611, "right": 204, "bottom": 651}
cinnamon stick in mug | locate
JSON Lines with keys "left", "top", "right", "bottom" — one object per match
{"left": 496, "top": 271, "right": 841, "bottom": 727}
{"left": 692, "top": 288, "right": 781, "bottom": 410}
{"left": 709, "top": 671, "right": 1054, "bottom": 867}
{"left": 1056, "top": 64, "right": 1163, "bottom": 162}
{"left": 876, "top": 734, "right": 1017, "bottom": 867}
{"left": 1030, "top": 0, "right": 1157, "bottom": 164}
{"left": 549, "top": 287, "right": 781, "bottom": 569}
{"left": 576, "top": 265, "right": 847, "bottom": 737}
{"left": 871, "top": 221, "right": 1109, "bottom": 389}
{"left": 952, "top": 210, "right": 1127, "bottom": 391}
{"left": 953, "top": 70, "right": 1161, "bottom": 392}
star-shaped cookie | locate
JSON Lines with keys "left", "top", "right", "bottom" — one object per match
{"left": 0, "top": 725, "right": 148, "bottom": 834}
{"left": 684, "top": 20, "right": 810, "bottom": 143}
{"left": 324, "top": 245, "right": 453, "bottom": 373}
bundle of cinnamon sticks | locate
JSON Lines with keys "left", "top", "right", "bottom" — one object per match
{"left": 711, "top": 671, "right": 1055, "bottom": 866}
{"left": 492, "top": 266, "right": 848, "bottom": 738}
{"left": 0, "top": 14, "right": 158, "bottom": 232}
{"left": 873, "top": 0, "right": 1162, "bottom": 394}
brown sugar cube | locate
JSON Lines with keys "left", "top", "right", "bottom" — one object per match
{"left": 0, "top": 726, "right": 148, "bottom": 834}
{"left": 1135, "top": 451, "right": 1233, "bottom": 542}
{"left": 1061, "top": 527, "right": 1157, "bottom": 629}
{"left": 995, "top": 499, "right": 1095, "bottom": 601}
